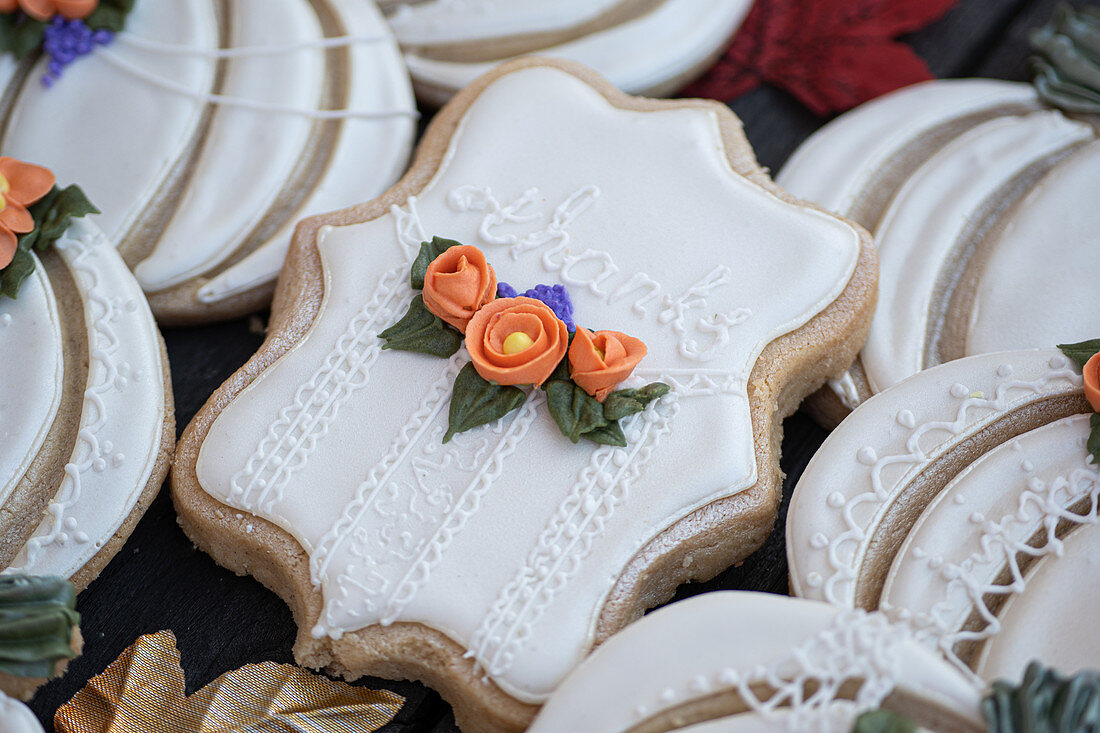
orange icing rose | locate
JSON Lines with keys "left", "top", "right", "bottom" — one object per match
{"left": 0, "top": 0, "right": 98, "bottom": 20}
{"left": 1084, "top": 351, "right": 1100, "bottom": 413}
{"left": 466, "top": 297, "right": 568, "bottom": 386}
{"left": 0, "top": 156, "right": 55, "bottom": 270}
{"left": 569, "top": 327, "right": 647, "bottom": 401}
{"left": 422, "top": 244, "right": 497, "bottom": 333}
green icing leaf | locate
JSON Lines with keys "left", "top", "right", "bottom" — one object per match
{"left": 0, "top": 575, "right": 80, "bottom": 679}
{"left": 1088, "top": 413, "right": 1100, "bottom": 466}
{"left": 0, "top": 247, "right": 36, "bottom": 300}
{"left": 851, "top": 710, "right": 916, "bottom": 733}
{"left": 10, "top": 17, "right": 45, "bottom": 59}
{"left": 1030, "top": 3, "right": 1100, "bottom": 114}
{"left": 379, "top": 294, "right": 463, "bottom": 358}
{"left": 581, "top": 420, "right": 627, "bottom": 447}
{"left": 544, "top": 379, "right": 608, "bottom": 444}
{"left": 0, "top": 184, "right": 99, "bottom": 300}
{"left": 444, "top": 362, "right": 526, "bottom": 443}
{"left": 1057, "top": 339, "right": 1100, "bottom": 370}
{"left": 982, "top": 662, "right": 1100, "bottom": 732}
{"left": 85, "top": 0, "right": 136, "bottom": 32}
{"left": 602, "top": 382, "right": 671, "bottom": 421}
{"left": 410, "top": 236, "right": 462, "bottom": 290}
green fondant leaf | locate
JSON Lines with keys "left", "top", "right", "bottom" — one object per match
{"left": 0, "top": 575, "right": 80, "bottom": 679}
{"left": 1058, "top": 339, "right": 1100, "bottom": 370}
{"left": 30, "top": 184, "right": 99, "bottom": 248}
{"left": 602, "top": 382, "right": 671, "bottom": 421}
{"left": 379, "top": 294, "right": 463, "bottom": 358}
{"left": 0, "top": 247, "right": 36, "bottom": 300}
{"left": 11, "top": 17, "right": 44, "bottom": 59}
{"left": 444, "top": 362, "right": 526, "bottom": 443}
{"left": 982, "top": 662, "right": 1100, "bottom": 732}
{"left": 851, "top": 710, "right": 916, "bottom": 733}
{"left": 1088, "top": 413, "right": 1100, "bottom": 466}
{"left": 1, "top": 185, "right": 99, "bottom": 299}
{"left": 582, "top": 420, "right": 627, "bottom": 447}
{"left": 410, "top": 236, "right": 462, "bottom": 290}
{"left": 544, "top": 379, "right": 608, "bottom": 444}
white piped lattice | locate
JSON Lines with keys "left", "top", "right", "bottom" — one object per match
{"left": 226, "top": 264, "right": 409, "bottom": 516}
{"left": 810, "top": 357, "right": 1082, "bottom": 606}
{"left": 467, "top": 394, "right": 679, "bottom": 676}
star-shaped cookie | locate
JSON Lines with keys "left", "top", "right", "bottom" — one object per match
{"left": 173, "top": 58, "right": 875, "bottom": 732}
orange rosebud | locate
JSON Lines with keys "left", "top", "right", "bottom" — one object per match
{"left": 1084, "top": 352, "right": 1100, "bottom": 413}
{"left": 15, "top": 0, "right": 97, "bottom": 20}
{"left": 0, "top": 156, "right": 55, "bottom": 270}
{"left": 569, "top": 327, "right": 647, "bottom": 401}
{"left": 466, "top": 297, "right": 568, "bottom": 386}
{"left": 422, "top": 244, "right": 496, "bottom": 333}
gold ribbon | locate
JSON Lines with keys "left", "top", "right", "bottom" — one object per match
{"left": 55, "top": 630, "right": 404, "bottom": 732}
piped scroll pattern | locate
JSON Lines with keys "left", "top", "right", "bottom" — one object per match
{"left": 446, "top": 185, "right": 754, "bottom": 364}
{"left": 888, "top": 445, "right": 1100, "bottom": 679}
{"left": 311, "top": 381, "right": 544, "bottom": 638}
{"left": 631, "top": 609, "right": 924, "bottom": 733}
{"left": 466, "top": 394, "right": 679, "bottom": 677}
{"left": 225, "top": 264, "right": 409, "bottom": 516}
{"left": 805, "top": 356, "right": 1082, "bottom": 607}
{"left": 9, "top": 230, "right": 134, "bottom": 570}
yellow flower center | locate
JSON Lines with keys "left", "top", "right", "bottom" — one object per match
{"left": 0, "top": 173, "right": 8, "bottom": 213}
{"left": 502, "top": 331, "right": 534, "bottom": 355}
{"left": 595, "top": 347, "right": 605, "bottom": 361}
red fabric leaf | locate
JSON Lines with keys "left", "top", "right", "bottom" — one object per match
{"left": 685, "top": 0, "right": 959, "bottom": 115}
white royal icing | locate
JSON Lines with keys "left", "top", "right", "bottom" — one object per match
{"left": 883, "top": 414, "right": 1100, "bottom": 682}
{"left": 388, "top": 0, "right": 626, "bottom": 45}
{"left": 195, "top": 66, "right": 862, "bottom": 702}
{"left": 401, "top": 0, "right": 752, "bottom": 101}
{"left": 4, "top": 219, "right": 167, "bottom": 579}
{"left": 2, "top": 0, "right": 415, "bottom": 305}
{"left": 777, "top": 79, "right": 1099, "bottom": 409}
{"left": 526, "top": 592, "right": 982, "bottom": 733}
{"left": 788, "top": 349, "right": 1096, "bottom": 681}
{"left": 0, "top": 259, "right": 63, "bottom": 508}
{"left": 0, "top": 690, "right": 44, "bottom": 733}
{"left": 966, "top": 140, "right": 1100, "bottom": 355}
{"left": 861, "top": 112, "right": 1093, "bottom": 393}
{"left": 776, "top": 79, "right": 1039, "bottom": 216}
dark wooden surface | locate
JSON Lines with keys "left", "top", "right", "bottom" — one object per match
{"left": 25, "top": 0, "right": 1077, "bottom": 729}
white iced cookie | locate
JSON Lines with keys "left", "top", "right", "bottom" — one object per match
{"left": 0, "top": 218, "right": 173, "bottom": 592}
{"left": 385, "top": 0, "right": 752, "bottom": 106}
{"left": 788, "top": 348, "right": 1099, "bottom": 683}
{"left": 0, "top": 690, "right": 44, "bottom": 733}
{"left": 777, "top": 79, "right": 1099, "bottom": 421}
{"left": 1, "top": 0, "right": 416, "bottom": 324}
{"left": 527, "top": 591, "right": 983, "bottom": 733}
{"left": 172, "top": 59, "right": 875, "bottom": 733}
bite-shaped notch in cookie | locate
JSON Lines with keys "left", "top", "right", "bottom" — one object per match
{"left": 173, "top": 58, "right": 876, "bottom": 733}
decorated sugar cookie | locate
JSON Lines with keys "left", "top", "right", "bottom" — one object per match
{"left": 777, "top": 11, "right": 1100, "bottom": 424}
{"left": 0, "top": 157, "right": 173, "bottom": 597}
{"left": 384, "top": 0, "right": 752, "bottom": 106}
{"left": 527, "top": 591, "right": 984, "bottom": 733}
{"left": 172, "top": 59, "right": 876, "bottom": 731}
{"left": 788, "top": 347, "right": 1100, "bottom": 684}
{"left": 0, "top": 0, "right": 416, "bottom": 324}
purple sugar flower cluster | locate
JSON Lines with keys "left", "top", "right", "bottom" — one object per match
{"left": 41, "top": 16, "right": 113, "bottom": 88}
{"left": 496, "top": 282, "right": 575, "bottom": 331}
